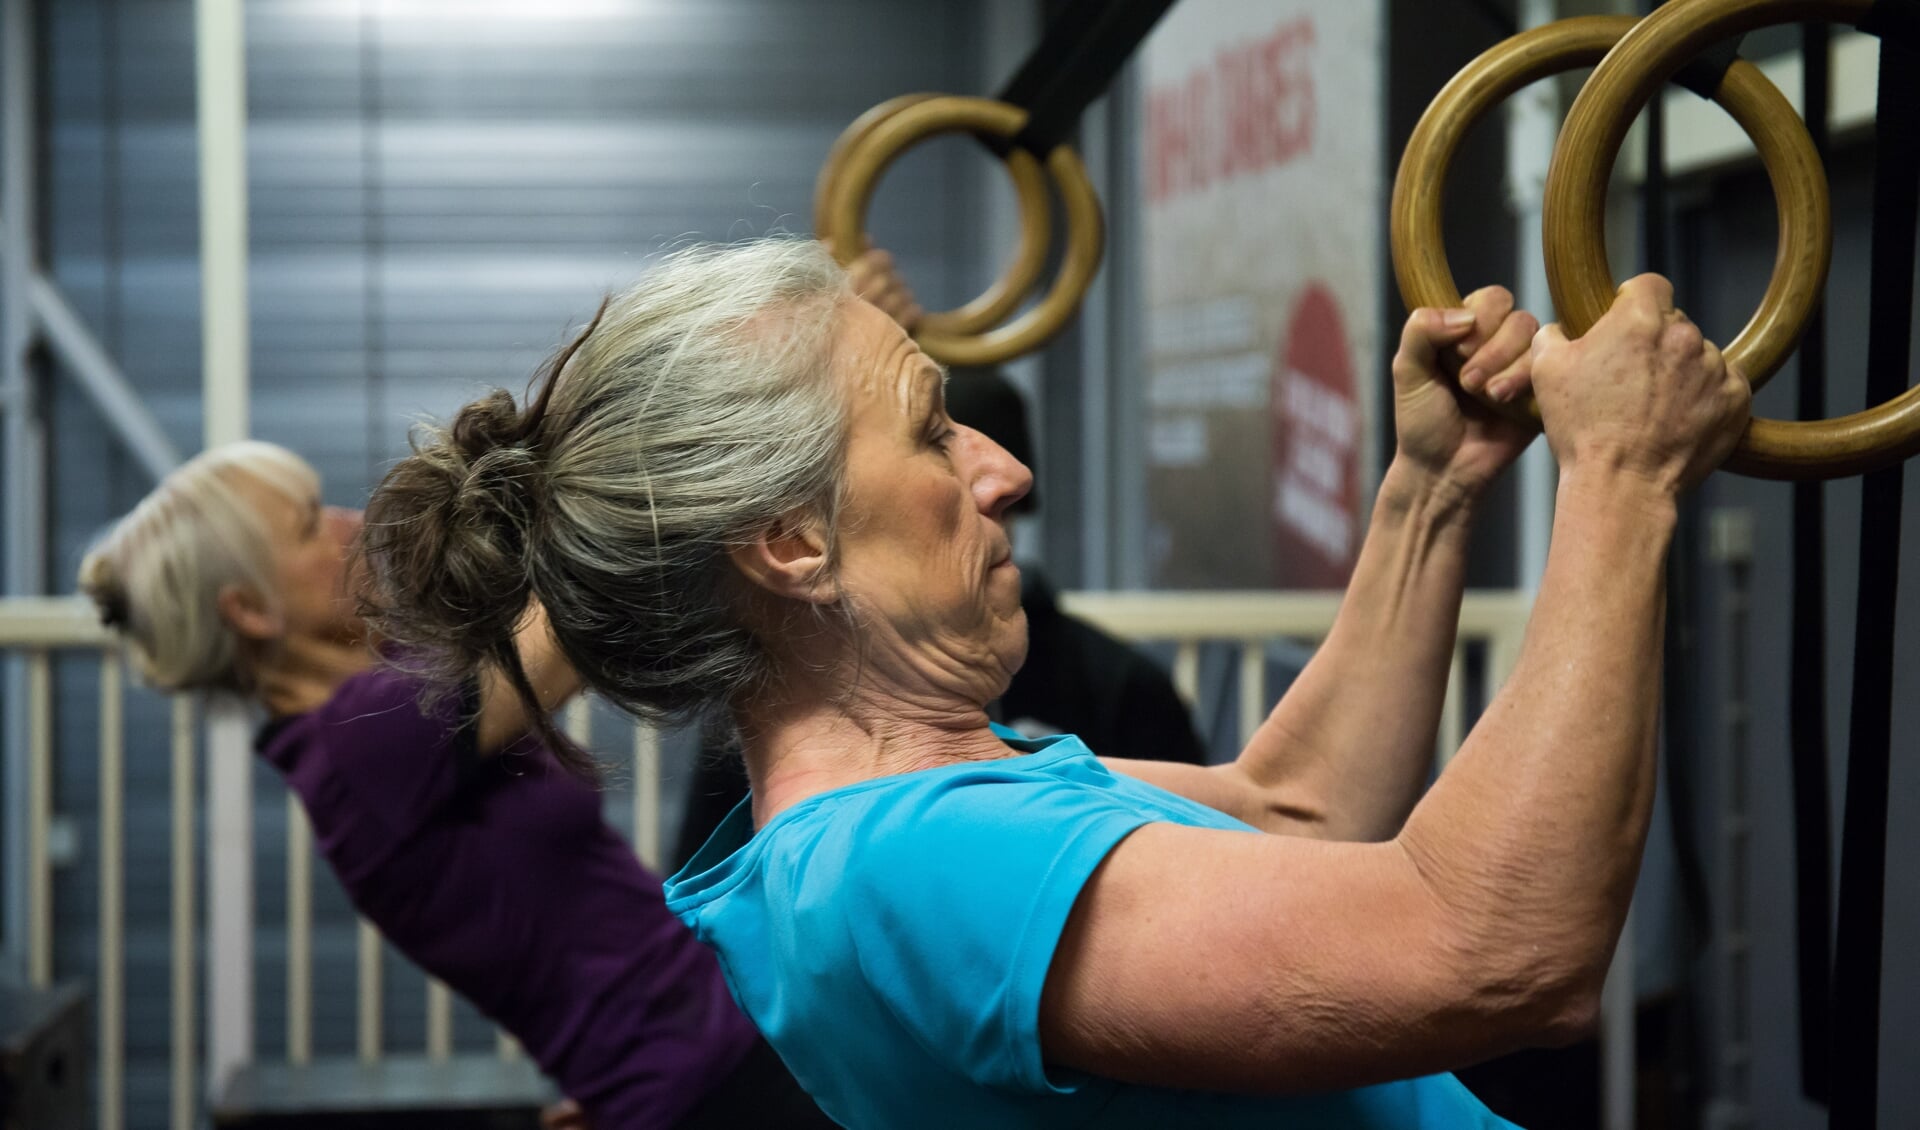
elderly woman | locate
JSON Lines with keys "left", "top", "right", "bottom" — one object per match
{"left": 76, "top": 247, "right": 913, "bottom": 1129}
{"left": 363, "top": 239, "right": 1747, "bottom": 1129}
{"left": 77, "top": 454, "right": 834, "bottom": 1130}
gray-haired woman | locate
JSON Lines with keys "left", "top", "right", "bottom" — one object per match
{"left": 76, "top": 451, "right": 841, "bottom": 1130}
{"left": 363, "top": 238, "right": 1748, "bottom": 1130}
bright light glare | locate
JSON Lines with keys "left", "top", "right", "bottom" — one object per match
{"left": 365, "top": 0, "right": 640, "bottom": 22}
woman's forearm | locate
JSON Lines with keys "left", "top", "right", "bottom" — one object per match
{"left": 1394, "top": 467, "right": 1674, "bottom": 1003}
{"left": 1232, "top": 457, "right": 1478, "bottom": 840}
{"left": 476, "top": 602, "right": 586, "bottom": 755}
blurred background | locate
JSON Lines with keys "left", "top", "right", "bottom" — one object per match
{"left": 0, "top": 0, "right": 1916, "bottom": 1127}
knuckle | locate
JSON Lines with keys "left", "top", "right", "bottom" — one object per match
{"left": 1404, "top": 309, "right": 1444, "bottom": 342}
{"left": 1665, "top": 320, "right": 1704, "bottom": 352}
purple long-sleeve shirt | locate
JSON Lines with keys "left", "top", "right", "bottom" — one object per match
{"left": 256, "top": 662, "right": 759, "bottom": 1128}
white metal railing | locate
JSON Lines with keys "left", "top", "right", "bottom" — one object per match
{"left": 0, "top": 596, "right": 666, "bottom": 1130}
{"left": 5, "top": 589, "right": 1527, "bottom": 1129}
{"left": 1063, "top": 590, "right": 1533, "bottom": 758}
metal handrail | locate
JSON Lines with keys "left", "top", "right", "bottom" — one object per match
{"left": 1064, "top": 589, "right": 1533, "bottom": 754}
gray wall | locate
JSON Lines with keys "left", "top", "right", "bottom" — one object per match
{"left": 34, "top": 1, "right": 988, "bottom": 1124}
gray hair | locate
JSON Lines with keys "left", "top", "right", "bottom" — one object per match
{"left": 79, "top": 441, "right": 319, "bottom": 694}
{"left": 361, "top": 238, "right": 853, "bottom": 761}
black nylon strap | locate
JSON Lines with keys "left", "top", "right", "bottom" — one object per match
{"left": 995, "top": 0, "right": 1112, "bottom": 109}
{"left": 1674, "top": 36, "right": 1743, "bottom": 99}
{"left": 1859, "top": 0, "right": 1920, "bottom": 51}
{"left": 1829, "top": 29, "right": 1920, "bottom": 1130}
{"left": 1790, "top": 19, "right": 1834, "bottom": 1109}
{"left": 991, "top": 0, "right": 1179, "bottom": 155}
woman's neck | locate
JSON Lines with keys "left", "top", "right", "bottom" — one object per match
{"left": 738, "top": 677, "right": 1011, "bottom": 828}
{"left": 254, "top": 632, "right": 379, "bottom": 718}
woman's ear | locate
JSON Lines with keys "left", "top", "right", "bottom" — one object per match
{"left": 217, "top": 583, "right": 284, "bottom": 641}
{"left": 728, "top": 515, "right": 838, "bottom": 605}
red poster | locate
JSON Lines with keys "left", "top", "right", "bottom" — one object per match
{"left": 1271, "top": 283, "right": 1362, "bottom": 587}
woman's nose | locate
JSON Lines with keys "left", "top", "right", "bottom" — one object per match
{"left": 965, "top": 429, "right": 1033, "bottom": 519}
{"left": 327, "top": 507, "right": 364, "bottom": 543}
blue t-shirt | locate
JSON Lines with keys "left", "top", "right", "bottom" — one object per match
{"left": 665, "top": 731, "right": 1518, "bottom": 1129}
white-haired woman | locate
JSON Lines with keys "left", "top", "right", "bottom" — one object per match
{"left": 78, "top": 245, "right": 916, "bottom": 1129}
{"left": 362, "top": 238, "right": 1748, "bottom": 1129}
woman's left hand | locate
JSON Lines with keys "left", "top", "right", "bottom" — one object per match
{"left": 846, "top": 246, "right": 923, "bottom": 331}
{"left": 1391, "top": 285, "right": 1540, "bottom": 500}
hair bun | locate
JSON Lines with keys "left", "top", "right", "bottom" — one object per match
{"left": 449, "top": 389, "right": 529, "bottom": 461}
{"left": 77, "top": 551, "right": 132, "bottom": 629}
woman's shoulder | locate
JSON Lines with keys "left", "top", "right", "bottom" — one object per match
{"left": 670, "top": 737, "right": 1126, "bottom": 909}
{"left": 785, "top": 736, "right": 1114, "bottom": 834}
{"left": 752, "top": 740, "right": 1150, "bottom": 911}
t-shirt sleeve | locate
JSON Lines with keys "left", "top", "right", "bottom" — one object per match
{"left": 834, "top": 770, "right": 1152, "bottom": 1094}
{"left": 309, "top": 665, "right": 479, "bottom": 838}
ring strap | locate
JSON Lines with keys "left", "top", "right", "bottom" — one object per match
{"left": 1831, "top": 24, "right": 1920, "bottom": 1130}
{"left": 1674, "top": 35, "right": 1744, "bottom": 98}
{"left": 990, "top": 0, "right": 1178, "bottom": 156}
{"left": 1789, "top": 17, "right": 1835, "bottom": 1109}
{"left": 1858, "top": 0, "right": 1920, "bottom": 47}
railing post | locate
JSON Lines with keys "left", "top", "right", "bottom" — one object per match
{"left": 286, "top": 798, "right": 312, "bottom": 1064}
{"left": 25, "top": 652, "right": 49, "bottom": 987}
{"left": 357, "top": 921, "right": 382, "bottom": 1063}
{"left": 171, "top": 697, "right": 199, "bottom": 1130}
{"left": 99, "top": 654, "right": 125, "bottom": 1130}
{"left": 204, "top": 701, "right": 253, "bottom": 1089}
{"left": 634, "top": 722, "right": 662, "bottom": 873}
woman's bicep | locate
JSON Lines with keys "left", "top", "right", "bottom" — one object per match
{"left": 1036, "top": 822, "right": 1522, "bottom": 1095}
{"left": 1101, "top": 759, "right": 1328, "bottom": 837}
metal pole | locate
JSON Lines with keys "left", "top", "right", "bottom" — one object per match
{"left": 1507, "top": 0, "right": 1630, "bottom": 1124}
{"left": 1506, "top": 0, "right": 1557, "bottom": 590}
{"left": 30, "top": 275, "right": 180, "bottom": 480}
{"left": 1078, "top": 92, "right": 1113, "bottom": 591}
{"left": 1, "top": 0, "right": 48, "bottom": 983}
{"left": 195, "top": 0, "right": 254, "bottom": 1094}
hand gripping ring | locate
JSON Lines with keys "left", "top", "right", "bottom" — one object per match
{"left": 1393, "top": 14, "right": 1831, "bottom": 432}
{"left": 821, "top": 95, "right": 1106, "bottom": 368}
{"left": 815, "top": 94, "right": 1054, "bottom": 337}
{"left": 1547, "top": 0, "right": 1920, "bottom": 480}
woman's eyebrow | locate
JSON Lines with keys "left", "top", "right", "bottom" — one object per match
{"left": 909, "top": 363, "right": 944, "bottom": 422}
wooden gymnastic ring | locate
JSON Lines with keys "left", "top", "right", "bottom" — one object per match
{"left": 1393, "top": 14, "right": 1830, "bottom": 430}
{"left": 823, "top": 95, "right": 1105, "bottom": 367}
{"left": 1546, "top": 0, "right": 1919, "bottom": 480}
{"left": 815, "top": 94, "right": 1054, "bottom": 337}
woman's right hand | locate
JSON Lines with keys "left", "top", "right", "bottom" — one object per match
{"left": 1530, "top": 274, "right": 1750, "bottom": 495}
{"left": 540, "top": 1099, "right": 591, "bottom": 1130}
